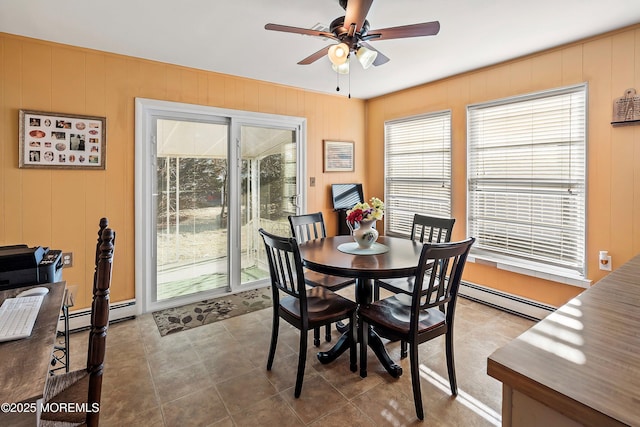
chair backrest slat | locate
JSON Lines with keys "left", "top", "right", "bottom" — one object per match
{"left": 289, "top": 212, "right": 327, "bottom": 243}
{"left": 260, "top": 228, "right": 307, "bottom": 313}
{"left": 411, "top": 238, "right": 474, "bottom": 329}
{"left": 410, "top": 214, "right": 455, "bottom": 244}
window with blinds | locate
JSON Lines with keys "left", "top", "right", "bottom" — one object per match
{"left": 467, "top": 84, "right": 586, "bottom": 276}
{"left": 384, "top": 111, "right": 451, "bottom": 237}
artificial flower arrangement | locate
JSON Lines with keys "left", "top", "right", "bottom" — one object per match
{"left": 346, "top": 197, "right": 385, "bottom": 225}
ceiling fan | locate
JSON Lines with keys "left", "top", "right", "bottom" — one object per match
{"left": 264, "top": 0, "right": 440, "bottom": 74}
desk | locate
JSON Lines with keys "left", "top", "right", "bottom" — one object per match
{"left": 488, "top": 255, "right": 640, "bottom": 427}
{"left": 299, "top": 235, "right": 422, "bottom": 377}
{"left": 0, "top": 282, "right": 66, "bottom": 426}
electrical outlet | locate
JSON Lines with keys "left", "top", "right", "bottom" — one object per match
{"left": 599, "top": 251, "right": 611, "bottom": 271}
{"left": 62, "top": 252, "right": 73, "bottom": 268}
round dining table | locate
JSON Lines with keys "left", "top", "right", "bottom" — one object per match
{"left": 298, "top": 235, "right": 423, "bottom": 378}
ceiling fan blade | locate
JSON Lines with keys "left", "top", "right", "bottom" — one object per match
{"left": 367, "top": 21, "right": 440, "bottom": 40}
{"left": 297, "top": 45, "right": 332, "bottom": 65}
{"left": 265, "top": 23, "right": 340, "bottom": 42}
{"left": 360, "top": 42, "right": 390, "bottom": 66}
{"left": 343, "top": 0, "right": 373, "bottom": 33}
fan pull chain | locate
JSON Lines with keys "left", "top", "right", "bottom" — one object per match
{"left": 348, "top": 67, "right": 351, "bottom": 99}
{"left": 336, "top": 69, "right": 340, "bottom": 92}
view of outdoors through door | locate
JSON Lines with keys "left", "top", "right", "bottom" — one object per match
{"left": 155, "top": 120, "right": 296, "bottom": 301}
{"left": 155, "top": 119, "right": 230, "bottom": 301}
{"left": 240, "top": 125, "right": 297, "bottom": 288}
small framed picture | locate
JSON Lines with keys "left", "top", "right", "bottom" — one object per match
{"left": 19, "top": 110, "right": 106, "bottom": 169}
{"left": 323, "top": 140, "right": 354, "bottom": 172}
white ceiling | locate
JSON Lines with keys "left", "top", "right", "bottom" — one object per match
{"left": 1, "top": 0, "right": 639, "bottom": 100}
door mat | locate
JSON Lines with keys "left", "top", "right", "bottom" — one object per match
{"left": 152, "top": 287, "right": 272, "bottom": 336}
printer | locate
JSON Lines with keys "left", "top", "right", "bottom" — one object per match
{"left": 0, "top": 245, "right": 63, "bottom": 290}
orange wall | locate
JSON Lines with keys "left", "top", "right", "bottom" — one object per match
{"left": 365, "top": 24, "right": 640, "bottom": 306}
{"left": 0, "top": 33, "right": 365, "bottom": 310}
{"left": 3, "top": 24, "right": 639, "bottom": 310}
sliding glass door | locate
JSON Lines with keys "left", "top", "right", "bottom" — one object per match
{"left": 239, "top": 125, "right": 298, "bottom": 287}
{"left": 135, "top": 99, "right": 306, "bottom": 313}
{"left": 155, "top": 118, "right": 230, "bottom": 301}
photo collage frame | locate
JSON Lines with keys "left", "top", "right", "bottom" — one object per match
{"left": 19, "top": 110, "right": 106, "bottom": 169}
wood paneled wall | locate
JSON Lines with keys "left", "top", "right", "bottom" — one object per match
{"left": 0, "top": 33, "right": 365, "bottom": 309}
{"left": 365, "top": 24, "right": 640, "bottom": 306}
{"left": 2, "top": 24, "right": 639, "bottom": 310}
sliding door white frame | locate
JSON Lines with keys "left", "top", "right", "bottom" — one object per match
{"left": 135, "top": 98, "right": 306, "bottom": 314}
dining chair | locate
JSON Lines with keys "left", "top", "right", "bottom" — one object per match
{"left": 358, "top": 237, "right": 475, "bottom": 421}
{"left": 288, "top": 212, "right": 355, "bottom": 346}
{"left": 374, "top": 214, "right": 455, "bottom": 357}
{"left": 259, "top": 228, "right": 357, "bottom": 398}
{"left": 375, "top": 214, "right": 455, "bottom": 299}
{"left": 40, "top": 218, "right": 115, "bottom": 427}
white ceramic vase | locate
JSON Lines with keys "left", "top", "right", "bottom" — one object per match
{"left": 352, "top": 219, "right": 378, "bottom": 249}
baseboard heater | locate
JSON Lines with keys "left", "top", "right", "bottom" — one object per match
{"left": 62, "top": 299, "right": 137, "bottom": 332}
{"left": 59, "top": 283, "right": 555, "bottom": 330}
{"left": 459, "top": 281, "right": 556, "bottom": 321}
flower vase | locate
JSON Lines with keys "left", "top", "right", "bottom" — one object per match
{"left": 352, "top": 219, "right": 378, "bottom": 249}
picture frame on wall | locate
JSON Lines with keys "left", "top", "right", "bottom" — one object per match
{"left": 19, "top": 110, "right": 106, "bottom": 169}
{"left": 323, "top": 140, "right": 354, "bottom": 172}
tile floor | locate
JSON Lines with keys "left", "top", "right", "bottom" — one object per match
{"left": 64, "top": 291, "right": 535, "bottom": 426}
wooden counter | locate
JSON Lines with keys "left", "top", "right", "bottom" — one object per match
{"left": 488, "top": 256, "right": 640, "bottom": 427}
{"left": 0, "top": 282, "right": 65, "bottom": 426}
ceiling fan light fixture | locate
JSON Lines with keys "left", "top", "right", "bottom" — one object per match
{"left": 356, "top": 46, "right": 378, "bottom": 69}
{"left": 331, "top": 61, "right": 350, "bottom": 74}
{"left": 328, "top": 42, "right": 349, "bottom": 65}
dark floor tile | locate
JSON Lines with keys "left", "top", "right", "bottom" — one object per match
{"left": 64, "top": 299, "right": 531, "bottom": 426}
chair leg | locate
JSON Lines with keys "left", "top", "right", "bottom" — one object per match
{"left": 401, "top": 340, "right": 408, "bottom": 358}
{"left": 373, "top": 282, "right": 380, "bottom": 301}
{"left": 409, "top": 342, "right": 424, "bottom": 420}
{"left": 325, "top": 324, "right": 332, "bottom": 342}
{"left": 349, "top": 313, "right": 357, "bottom": 372}
{"left": 313, "top": 327, "right": 320, "bottom": 347}
{"left": 294, "top": 329, "right": 308, "bottom": 398}
{"left": 63, "top": 304, "right": 70, "bottom": 372}
{"left": 267, "top": 312, "right": 279, "bottom": 370}
{"left": 359, "top": 318, "right": 368, "bottom": 378}
{"left": 445, "top": 330, "right": 458, "bottom": 396}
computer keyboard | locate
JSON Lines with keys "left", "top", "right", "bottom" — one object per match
{"left": 0, "top": 295, "right": 44, "bottom": 342}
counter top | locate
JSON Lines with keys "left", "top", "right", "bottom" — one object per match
{"left": 488, "top": 256, "right": 640, "bottom": 426}
{"left": 0, "top": 282, "right": 66, "bottom": 404}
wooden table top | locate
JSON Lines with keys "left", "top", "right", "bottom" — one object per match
{"left": 487, "top": 256, "right": 640, "bottom": 427}
{"left": 0, "top": 282, "right": 66, "bottom": 404}
{"left": 298, "top": 235, "right": 423, "bottom": 280}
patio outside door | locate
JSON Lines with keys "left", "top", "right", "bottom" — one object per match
{"left": 238, "top": 125, "right": 298, "bottom": 284}
{"left": 136, "top": 98, "right": 305, "bottom": 313}
{"left": 155, "top": 118, "right": 231, "bottom": 302}
{"left": 151, "top": 118, "right": 300, "bottom": 310}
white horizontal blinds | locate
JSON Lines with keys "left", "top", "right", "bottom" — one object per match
{"left": 385, "top": 111, "right": 452, "bottom": 237}
{"left": 468, "top": 85, "right": 586, "bottom": 274}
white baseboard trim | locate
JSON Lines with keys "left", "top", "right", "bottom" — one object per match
{"left": 61, "top": 299, "right": 137, "bottom": 332}
{"left": 459, "top": 281, "right": 556, "bottom": 321}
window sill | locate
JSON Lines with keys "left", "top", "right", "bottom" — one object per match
{"left": 467, "top": 251, "right": 592, "bottom": 289}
